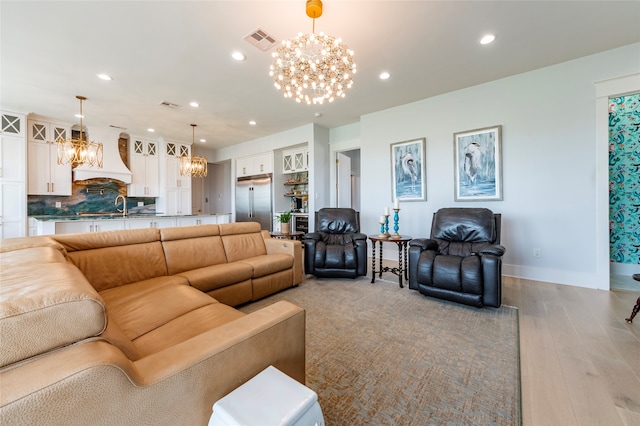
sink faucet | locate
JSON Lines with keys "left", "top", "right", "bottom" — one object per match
{"left": 115, "top": 194, "right": 127, "bottom": 217}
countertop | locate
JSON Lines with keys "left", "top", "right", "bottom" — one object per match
{"left": 31, "top": 213, "right": 232, "bottom": 221}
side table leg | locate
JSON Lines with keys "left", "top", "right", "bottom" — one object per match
{"left": 626, "top": 297, "right": 640, "bottom": 324}
{"left": 404, "top": 242, "right": 409, "bottom": 281}
{"left": 397, "top": 242, "right": 403, "bottom": 288}
{"left": 371, "top": 241, "right": 376, "bottom": 284}
{"left": 379, "top": 243, "right": 384, "bottom": 279}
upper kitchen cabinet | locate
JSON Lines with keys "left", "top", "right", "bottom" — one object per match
{"left": 27, "top": 117, "right": 72, "bottom": 196}
{"left": 282, "top": 147, "right": 308, "bottom": 174}
{"left": 128, "top": 137, "right": 159, "bottom": 197}
{"left": 160, "top": 141, "right": 191, "bottom": 215}
{"left": 1, "top": 111, "right": 27, "bottom": 239}
{"left": 236, "top": 152, "right": 273, "bottom": 178}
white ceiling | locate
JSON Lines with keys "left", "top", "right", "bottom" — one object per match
{"left": 2, "top": 1, "right": 639, "bottom": 150}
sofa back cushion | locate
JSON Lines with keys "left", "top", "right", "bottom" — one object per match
{"left": 160, "top": 225, "right": 228, "bottom": 275}
{"left": 219, "top": 222, "right": 267, "bottom": 262}
{"left": 0, "top": 252, "right": 106, "bottom": 367}
{"left": 53, "top": 229, "right": 167, "bottom": 292}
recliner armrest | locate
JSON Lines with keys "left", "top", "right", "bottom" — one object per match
{"left": 352, "top": 232, "right": 367, "bottom": 241}
{"left": 303, "top": 232, "right": 321, "bottom": 242}
{"left": 479, "top": 244, "right": 506, "bottom": 257}
{"left": 409, "top": 238, "right": 438, "bottom": 251}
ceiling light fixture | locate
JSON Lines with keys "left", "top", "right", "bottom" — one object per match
{"left": 189, "top": 101, "right": 200, "bottom": 108}
{"left": 57, "top": 96, "right": 103, "bottom": 168}
{"left": 97, "top": 73, "right": 112, "bottom": 81}
{"left": 269, "top": 0, "right": 356, "bottom": 105}
{"left": 179, "top": 124, "right": 208, "bottom": 178}
{"left": 232, "top": 51, "right": 246, "bottom": 61}
{"left": 379, "top": 71, "right": 391, "bottom": 80}
{"left": 480, "top": 34, "right": 496, "bottom": 45}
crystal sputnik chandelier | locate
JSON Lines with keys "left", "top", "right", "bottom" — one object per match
{"left": 269, "top": 0, "right": 356, "bottom": 105}
{"left": 179, "top": 124, "right": 208, "bottom": 178}
{"left": 57, "top": 96, "right": 104, "bottom": 168}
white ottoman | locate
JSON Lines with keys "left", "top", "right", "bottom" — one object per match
{"left": 209, "top": 365, "right": 325, "bottom": 426}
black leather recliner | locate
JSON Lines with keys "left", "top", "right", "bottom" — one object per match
{"left": 408, "top": 208, "right": 505, "bottom": 308}
{"left": 304, "top": 208, "right": 367, "bottom": 278}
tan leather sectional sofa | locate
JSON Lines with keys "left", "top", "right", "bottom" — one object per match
{"left": 0, "top": 222, "right": 305, "bottom": 425}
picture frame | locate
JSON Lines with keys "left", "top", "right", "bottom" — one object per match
{"left": 390, "top": 138, "right": 426, "bottom": 202}
{"left": 453, "top": 125, "right": 502, "bottom": 201}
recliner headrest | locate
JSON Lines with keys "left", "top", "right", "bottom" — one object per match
{"left": 316, "top": 208, "right": 359, "bottom": 233}
{"left": 432, "top": 208, "right": 495, "bottom": 242}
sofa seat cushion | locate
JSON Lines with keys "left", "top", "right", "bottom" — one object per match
{"left": 133, "top": 303, "right": 245, "bottom": 357}
{"left": 0, "top": 261, "right": 106, "bottom": 367}
{"left": 99, "top": 277, "right": 214, "bottom": 341}
{"left": 176, "top": 262, "right": 254, "bottom": 293}
{"left": 237, "top": 254, "right": 294, "bottom": 278}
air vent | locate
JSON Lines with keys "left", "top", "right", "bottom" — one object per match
{"left": 245, "top": 28, "right": 277, "bottom": 51}
{"left": 109, "top": 124, "right": 127, "bottom": 130}
{"left": 160, "top": 101, "right": 181, "bottom": 109}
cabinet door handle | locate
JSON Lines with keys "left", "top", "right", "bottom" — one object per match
{"left": 51, "top": 183, "right": 54, "bottom": 193}
{"left": 47, "top": 182, "right": 50, "bottom": 192}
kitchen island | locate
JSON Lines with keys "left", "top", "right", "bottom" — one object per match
{"left": 29, "top": 213, "right": 231, "bottom": 235}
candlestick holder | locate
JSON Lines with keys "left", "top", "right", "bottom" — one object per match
{"left": 391, "top": 208, "right": 401, "bottom": 239}
{"left": 384, "top": 214, "right": 390, "bottom": 237}
{"left": 378, "top": 219, "right": 387, "bottom": 238}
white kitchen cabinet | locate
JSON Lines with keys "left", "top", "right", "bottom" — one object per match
{"left": 0, "top": 111, "right": 26, "bottom": 239}
{"left": 126, "top": 216, "right": 176, "bottom": 229}
{"left": 236, "top": 152, "right": 273, "bottom": 178}
{"left": 176, "top": 215, "right": 219, "bottom": 227}
{"left": 55, "top": 219, "right": 125, "bottom": 234}
{"left": 128, "top": 137, "right": 159, "bottom": 197}
{"left": 27, "top": 118, "right": 72, "bottom": 195}
{"left": 282, "top": 147, "right": 308, "bottom": 173}
{"left": 161, "top": 141, "right": 191, "bottom": 215}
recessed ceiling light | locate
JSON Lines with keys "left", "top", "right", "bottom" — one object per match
{"left": 232, "top": 51, "right": 246, "bottom": 61}
{"left": 190, "top": 101, "right": 199, "bottom": 108}
{"left": 75, "top": 114, "right": 84, "bottom": 119}
{"left": 249, "top": 120, "right": 257, "bottom": 126}
{"left": 480, "top": 34, "right": 496, "bottom": 45}
{"left": 314, "top": 112, "right": 322, "bottom": 117}
{"left": 379, "top": 71, "right": 391, "bottom": 80}
{"left": 147, "top": 128, "right": 155, "bottom": 133}
{"left": 199, "top": 138, "right": 206, "bottom": 143}
{"left": 97, "top": 73, "right": 112, "bottom": 81}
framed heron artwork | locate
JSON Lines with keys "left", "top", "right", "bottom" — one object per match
{"left": 390, "top": 138, "right": 426, "bottom": 202}
{"left": 453, "top": 125, "right": 503, "bottom": 201}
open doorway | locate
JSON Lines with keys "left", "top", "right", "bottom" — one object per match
{"left": 336, "top": 149, "right": 361, "bottom": 211}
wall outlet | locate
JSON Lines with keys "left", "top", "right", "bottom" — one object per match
{"left": 138, "top": 202, "right": 144, "bottom": 207}
{"left": 55, "top": 202, "right": 62, "bottom": 208}
{"left": 533, "top": 248, "right": 541, "bottom": 257}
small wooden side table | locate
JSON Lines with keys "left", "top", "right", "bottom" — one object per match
{"left": 269, "top": 231, "right": 305, "bottom": 242}
{"left": 625, "top": 274, "right": 640, "bottom": 324}
{"left": 368, "top": 235, "right": 412, "bottom": 288}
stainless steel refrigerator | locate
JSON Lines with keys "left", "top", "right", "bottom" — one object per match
{"left": 235, "top": 174, "right": 273, "bottom": 231}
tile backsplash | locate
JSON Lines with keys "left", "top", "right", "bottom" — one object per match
{"left": 27, "top": 178, "right": 156, "bottom": 216}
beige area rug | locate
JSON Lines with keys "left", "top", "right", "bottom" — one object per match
{"left": 240, "top": 276, "right": 521, "bottom": 425}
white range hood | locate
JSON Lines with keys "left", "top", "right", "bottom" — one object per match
{"left": 73, "top": 126, "right": 132, "bottom": 183}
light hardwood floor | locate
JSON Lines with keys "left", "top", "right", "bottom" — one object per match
{"left": 502, "top": 276, "right": 640, "bottom": 426}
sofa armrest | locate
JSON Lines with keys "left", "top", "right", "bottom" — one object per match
{"left": 0, "top": 301, "right": 305, "bottom": 425}
{"left": 262, "top": 235, "right": 303, "bottom": 285}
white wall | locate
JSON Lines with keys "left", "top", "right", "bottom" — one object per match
{"left": 336, "top": 43, "right": 640, "bottom": 289}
